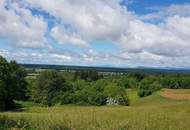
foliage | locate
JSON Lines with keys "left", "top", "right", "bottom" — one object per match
{"left": 0, "top": 56, "right": 27, "bottom": 111}
{"left": 138, "top": 77, "right": 162, "bottom": 97}
{"left": 0, "top": 115, "right": 30, "bottom": 129}
{"left": 32, "top": 70, "right": 70, "bottom": 106}
{"left": 118, "top": 94, "right": 130, "bottom": 106}
{"left": 1, "top": 90, "right": 190, "bottom": 130}
{"left": 119, "top": 76, "right": 138, "bottom": 88}
{"left": 74, "top": 70, "right": 103, "bottom": 81}
{"left": 127, "top": 72, "right": 146, "bottom": 81}
{"left": 160, "top": 75, "right": 190, "bottom": 89}
{"left": 104, "top": 83, "right": 129, "bottom": 105}
{"left": 31, "top": 71, "right": 130, "bottom": 106}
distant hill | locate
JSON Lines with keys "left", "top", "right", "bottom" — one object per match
{"left": 20, "top": 64, "right": 190, "bottom": 74}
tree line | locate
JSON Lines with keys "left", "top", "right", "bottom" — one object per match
{"left": 1, "top": 56, "right": 190, "bottom": 111}
{"left": 29, "top": 70, "right": 129, "bottom": 106}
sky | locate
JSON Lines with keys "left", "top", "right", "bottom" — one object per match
{"left": 0, "top": 0, "right": 190, "bottom": 68}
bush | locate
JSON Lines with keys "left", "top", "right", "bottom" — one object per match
{"left": 118, "top": 95, "right": 130, "bottom": 106}
{"left": 104, "top": 83, "right": 130, "bottom": 106}
{"left": 73, "top": 85, "right": 107, "bottom": 105}
{"left": 138, "top": 89, "right": 152, "bottom": 97}
{"left": 138, "top": 77, "right": 162, "bottom": 97}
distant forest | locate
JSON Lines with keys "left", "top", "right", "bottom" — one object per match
{"left": 22, "top": 63, "right": 190, "bottom": 74}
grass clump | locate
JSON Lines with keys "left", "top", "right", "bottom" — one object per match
{"left": 0, "top": 115, "right": 30, "bottom": 130}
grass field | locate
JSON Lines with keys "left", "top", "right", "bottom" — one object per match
{"left": 161, "top": 89, "right": 190, "bottom": 100}
{"left": 0, "top": 89, "right": 190, "bottom": 130}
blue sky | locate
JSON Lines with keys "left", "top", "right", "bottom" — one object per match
{"left": 127, "top": 0, "right": 190, "bottom": 11}
{"left": 0, "top": 0, "right": 190, "bottom": 67}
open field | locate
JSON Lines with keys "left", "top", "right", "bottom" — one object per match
{"left": 161, "top": 89, "right": 190, "bottom": 100}
{"left": 0, "top": 89, "right": 190, "bottom": 130}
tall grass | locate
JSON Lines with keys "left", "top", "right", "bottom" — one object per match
{"left": 0, "top": 89, "right": 190, "bottom": 130}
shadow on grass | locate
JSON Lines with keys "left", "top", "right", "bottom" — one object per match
{"left": 3, "top": 101, "right": 31, "bottom": 112}
{"left": 11, "top": 102, "right": 26, "bottom": 112}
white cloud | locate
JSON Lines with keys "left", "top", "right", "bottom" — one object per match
{"left": 140, "top": 4, "right": 190, "bottom": 21}
{"left": 119, "top": 15, "right": 190, "bottom": 57}
{"left": 0, "top": 0, "right": 48, "bottom": 49}
{"left": 0, "top": 49, "right": 9, "bottom": 57}
{"left": 1, "top": 0, "right": 190, "bottom": 67}
{"left": 52, "top": 54, "right": 71, "bottom": 61}
{"left": 25, "top": 0, "right": 131, "bottom": 41}
{"left": 25, "top": 0, "right": 190, "bottom": 58}
{"left": 51, "top": 26, "right": 88, "bottom": 47}
{"left": 0, "top": 49, "right": 73, "bottom": 64}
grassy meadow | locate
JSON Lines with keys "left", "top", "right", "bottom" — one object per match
{"left": 0, "top": 89, "right": 190, "bottom": 130}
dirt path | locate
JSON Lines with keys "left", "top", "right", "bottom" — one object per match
{"left": 161, "top": 89, "right": 190, "bottom": 100}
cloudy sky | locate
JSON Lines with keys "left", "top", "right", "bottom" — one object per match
{"left": 0, "top": 0, "right": 190, "bottom": 68}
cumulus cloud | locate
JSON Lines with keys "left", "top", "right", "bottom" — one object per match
{"left": 51, "top": 26, "right": 88, "bottom": 47}
{"left": 1, "top": 0, "right": 190, "bottom": 67}
{"left": 25, "top": 0, "right": 131, "bottom": 41}
{"left": 24, "top": 0, "right": 190, "bottom": 57}
{"left": 119, "top": 15, "right": 190, "bottom": 57}
{"left": 0, "top": 0, "right": 49, "bottom": 49}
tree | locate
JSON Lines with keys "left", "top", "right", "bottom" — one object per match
{"left": 128, "top": 72, "right": 146, "bottom": 81}
{"left": 33, "top": 70, "right": 68, "bottom": 106}
{"left": 119, "top": 76, "right": 138, "bottom": 89}
{"left": 0, "top": 80, "right": 7, "bottom": 111}
{"left": 74, "top": 70, "right": 102, "bottom": 81}
{"left": 0, "top": 56, "right": 27, "bottom": 111}
{"left": 104, "top": 83, "right": 125, "bottom": 97}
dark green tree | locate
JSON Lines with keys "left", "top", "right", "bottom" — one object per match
{"left": 33, "top": 71, "right": 68, "bottom": 106}
{"left": 0, "top": 56, "right": 27, "bottom": 110}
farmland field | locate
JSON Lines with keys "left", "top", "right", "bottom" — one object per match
{"left": 0, "top": 89, "right": 190, "bottom": 130}
{"left": 161, "top": 89, "right": 190, "bottom": 100}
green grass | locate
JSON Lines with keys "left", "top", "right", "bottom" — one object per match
{"left": 1, "top": 89, "right": 190, "bottom": 130}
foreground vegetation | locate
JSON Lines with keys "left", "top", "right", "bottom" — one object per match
{"left": 0, "top": 89, "right": 190, "bottom": 130}
{"left": 1, "top": 56, "right": 190, "bottom": 129}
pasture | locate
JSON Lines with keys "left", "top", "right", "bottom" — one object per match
{"left": 0, "top": 89, "right": 190, "bottom": 130}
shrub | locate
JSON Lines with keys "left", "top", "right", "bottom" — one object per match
{"left": 104, "top": 83, "right": 130, "bottom": 106}
{"left": 73, "top": 85, "right": 107, "bottom": 105}
{"left": 118, "top": 95, "right": 130, "bottom": 106}
{"left": 138, "top": 77, "right": 162, "bottom": 97}
{"left": 138, "top": 89, "right": 152, "bottom": 97}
